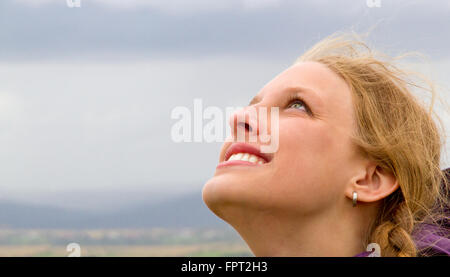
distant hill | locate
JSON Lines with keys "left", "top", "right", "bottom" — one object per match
{"left": 0, "top": 200, "right": 93, "bottom": 229}
{"left": 95, "top": 192, "right": 226, "bottom": 228}
{"left": 0, "top": 192, "right": 226, "bottom": 229}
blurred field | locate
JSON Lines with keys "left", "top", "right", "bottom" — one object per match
{"left": 0, "top": 242, "right": 252, "bottom": 257}
{"left": 0, "top": 227, "right": 253, "bottom": 257}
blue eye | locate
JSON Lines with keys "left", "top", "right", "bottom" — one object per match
{"left": 289, "top": 100, "right": 307, "bottom": 111}
{"left": 287, "top": 96, "right": 313, "bottom": 115}
{"left": 289, "top": 101, "right": 306, "bottom": 110}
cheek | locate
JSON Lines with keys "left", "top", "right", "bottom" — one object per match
{"left": 268, "top": 120, "right": 347, "bottom": 212}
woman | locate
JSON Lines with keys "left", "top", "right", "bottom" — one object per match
{"left": 202, "top": 32, "right": 449, "bottom": 257}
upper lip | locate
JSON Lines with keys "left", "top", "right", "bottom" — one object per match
{"left": 222, "top": 142, "right": 273, "bottom": 163}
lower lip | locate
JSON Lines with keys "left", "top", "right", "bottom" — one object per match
{"left": 216, "top": 160, "right": 262, "bottom": 169}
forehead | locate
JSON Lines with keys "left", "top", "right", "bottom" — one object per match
{"left": 256, "top": 61, "right": 356, "bottom": 129}
{"left": 263, "top": 61, "right": 349, "bottom": 98}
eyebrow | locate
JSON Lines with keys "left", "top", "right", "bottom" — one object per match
{"left": 248, "top": 86, "right": 321, "bottom": 106}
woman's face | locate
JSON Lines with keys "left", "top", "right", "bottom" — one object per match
{"left": 202, "top": 61, "right": 362, "bottom": 221}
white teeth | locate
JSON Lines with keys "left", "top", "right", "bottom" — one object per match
{"left": 241, "top": 153, "right": 249, "bottom": 161}
{"left": 226, "top": 152, "right": 266, "bottom": 164}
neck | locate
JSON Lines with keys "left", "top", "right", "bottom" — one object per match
{"left": 225, "top": 206, "right": 370, "bottom": 257}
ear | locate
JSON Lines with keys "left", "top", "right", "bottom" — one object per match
{"left": 345, "top": 163, "right": 399, "bottom": 205}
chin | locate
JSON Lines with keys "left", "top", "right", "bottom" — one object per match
{"left": 202, "top": 176, "right": 232, "bottom": 212}
{"left": 202, "top": 174, "right": 253, "bottom": 222}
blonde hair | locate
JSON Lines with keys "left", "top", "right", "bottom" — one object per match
{"left": 295, "top": 32, "right": 449, "bottom": 257}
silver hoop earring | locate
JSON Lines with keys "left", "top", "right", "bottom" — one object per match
{"left": 352, "top": 191, "right": 358, "bottom": 207}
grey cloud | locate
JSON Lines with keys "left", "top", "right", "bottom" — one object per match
{"left": 0, "top": 0, "right": 449, "bottom": 61}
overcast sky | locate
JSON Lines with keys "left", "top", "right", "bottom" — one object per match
{"left": 0, "top": 0, "right": 449, "bottom": 209}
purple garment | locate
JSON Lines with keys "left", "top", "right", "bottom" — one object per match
{"left": 354, "top": 250, "right": 373, "bottom": 257}
{"left": 412, "top": 223, "right": 450, "bottom": 256}
{"left": 411, "top": 167, "right": 450, "bottom": 256}
{"left": 355, "top": 167, "right": 450, "bottom": 257}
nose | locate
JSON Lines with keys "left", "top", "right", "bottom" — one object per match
{"left": 229, "top": 106, "right": 259, "bottom": 141}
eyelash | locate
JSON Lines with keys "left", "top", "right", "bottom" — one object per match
{"left": 287, "top": 95, "right": 312, "bottom": 115}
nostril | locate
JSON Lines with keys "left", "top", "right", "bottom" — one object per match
{"left": 238, "top": 122, "right": 253, "bottom": 133}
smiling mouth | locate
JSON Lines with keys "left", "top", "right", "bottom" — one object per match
{"left": 227, "top": 153, "right": 266, "bottom": 164}
{"left": 216, "top": 142, "right": 272, "bottom": 169}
